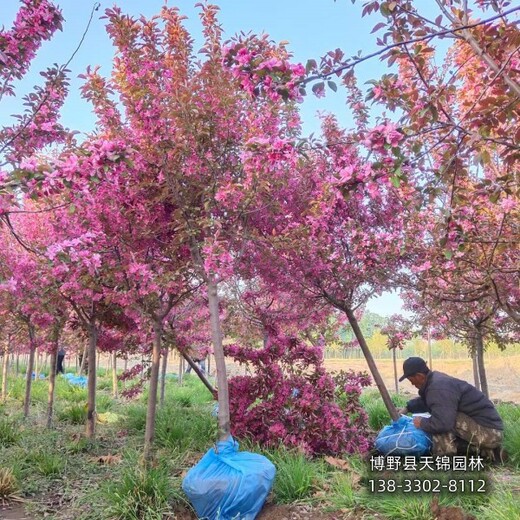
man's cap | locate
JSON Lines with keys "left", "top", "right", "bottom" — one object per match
{"left": 399, "top": 357, "right": 429, "bottom": 382}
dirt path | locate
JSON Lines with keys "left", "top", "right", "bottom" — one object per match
{"left": 0, "top": 504, "right": 35, "bottom": 520}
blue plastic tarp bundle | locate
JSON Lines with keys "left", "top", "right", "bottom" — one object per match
{"left": 375, "top": 415, "right": 432, "bottom": 456}
{"left": 63, "top": 373, "right": 88, "bottom": 388}
{"left": 182, "top": 436, "right": 276, "bottom": 520}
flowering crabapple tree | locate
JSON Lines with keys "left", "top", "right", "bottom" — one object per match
{"left": 226, "top": 1, "right": 519, "bottom": 358}
{"left": 0, "top": 0, "right": 69, "bottom": 213}
{"left": 229, "top": 105, "right": 418, "bottom": 420}
{"left": 333, "top": 1, "right": 520, "bottom": 325}
{"left": 380, "top": 314, "right": 414, "bottom": 392}
{"left": 403, "top": 283, "right": 516, "bottom": 398}
{"left": 73, "top": 3, "right": 313, "bottom": 444}
{"left": 0, "top": 202, "right": 68, "bottom": 421}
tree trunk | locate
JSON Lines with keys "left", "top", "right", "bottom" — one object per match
{"left": 475, "top": 328, "right": 488, "bottom": 398}
{"left": 144, "top": 320, "right": 163, "bottom": 461}
{"left": 207, "top": 353, "right": 211, "bottom": 376}
{"left": 178, "top": 354, "right": 184, "bottom": 385}
{"left": 159, "top": 348, "right": 168, "bottom": 407}
{"left": 1, "top": 339, "right": 10, "bottom": 402}
{"left": 23, "top": 326, "right": 36, "bottom": 418}
{"left": 427, "top": 328, "right": 433, "bottom": 369}
{"left": 180, "top": 351, "right": 216, "bottom": 397}
{"left": 112, "top": 351, "right": 118, "bottom": 398}
{"left": 15, "top": 354, "right": 19, "bottom": 376}
{"left": 345, "top": 307, "right": 398, "bottom": 421}
{"left": 34, "top": 348, "right": 39, "bottom": 381}
{"left": 392, "top": 348, "right": 398, "bottom": 394}
{"left": 207, "top": 280, "right": 231, "bottom": 441}
{"left": 471, "top": 346, "right": 480, "bottom": 391}
{"left": 86, "top": 324, "right": 98, "bottom": 438}
{"left": 78, "top": 344, "right": 88, "bottom": 376}
{"left": 46, "top": 347, "right": 57, "bottom": 429}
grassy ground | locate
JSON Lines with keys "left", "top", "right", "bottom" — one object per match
{"left": 0, "top": 371, "right": 518, "bottom": 519}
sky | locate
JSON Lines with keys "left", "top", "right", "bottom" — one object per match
{"left": 1, "top": 0, "right": 407, "bottom": 316}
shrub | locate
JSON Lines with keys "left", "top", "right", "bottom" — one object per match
{"left": 225, "top": 328, "right": 371, "bottom": 455}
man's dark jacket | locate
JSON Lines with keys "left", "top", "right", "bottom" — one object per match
{"left": 406, "top": 371, "right": 503, "bottom": 434}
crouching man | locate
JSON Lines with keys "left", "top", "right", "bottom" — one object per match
{"left": 398, "top": 357, "right": 505, "bottom": 461}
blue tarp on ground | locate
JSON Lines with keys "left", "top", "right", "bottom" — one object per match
{"left": 182, "top": 436, "right": 276, "bottom": 520}
{"left": 375, "top": 415, "right": 432, "bottom": 456}
{"left": 63, "top": 372, "right": 87, "bottom": 388}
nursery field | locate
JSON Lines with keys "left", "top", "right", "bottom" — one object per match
{"left": 0, "top": 370, "right": 519, "bottom": 520}
{"left": 323, "top": 355, "right": 520, "bottom": 403}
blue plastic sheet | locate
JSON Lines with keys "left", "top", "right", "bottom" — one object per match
{"left": 182, "top": 436, "right": 276, "bottom": 520}
{"left": 63, "top": 373, "right": 88, "bottom": 388}
{"left": 375, "top": 416, "right": 432, "bottom": 456}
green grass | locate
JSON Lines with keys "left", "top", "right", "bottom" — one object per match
{"left": 477, "top": 486, "right": 520, "bottom": 520}
{"left": 31, "top": 449, "right": 65, "bottom": 476}
{"left": 327, "top": 471, "right": 357, "bottom": 510}
{"left": 267, "top": 448, "right": 324, "bottom": 503}
{"left": 154, "top": 404, "right": 215, "bottom": 452}
{"left": 101, "top": 460, "right": 181, "bottom": 520}
{"left": 58, "top": 384, "right": 88, "bottom": 403}
{"left": 360, "top": 389, "right": 409, "bottom": 430}
{"left": 364, "top": 399, "right": 392, "bottom": 430}
{"left": 58, "top": 403, "right": 87, "bottom": 424}
{"left": 7, "top": 377, "right": 26, "bottom": 402}
{"left": 497, "top": 403, "right": 520, "bottom": 467}
{"left": 0, "top": 418, "right": 21, "bottom": 446}
{"left": 123, "top": 404, "right": 147, "bottom": 433}
{"left": 96, "top": 393, "right": 115, "bottom": 412}
{"left": 360, "top": 493, "right": 434, "bottom": 520}
{"left": 0, "top": 372, "right": 517, "bottom": 520}
{"left": 502, "top": 420, "right": 520, "bottom": 468}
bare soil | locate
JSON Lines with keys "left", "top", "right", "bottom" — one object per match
{"left": 322, "top": 355, "right": 520, "bottom": 403}
{"left": 0, "top": 503, "right": 33, "bottom": 520}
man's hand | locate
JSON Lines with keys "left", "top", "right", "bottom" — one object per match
{"left": 397, "top": 407, "right": 408, "bottom": 416}
{"left": 413, "top": 416, "right": 422, "bottom": 429}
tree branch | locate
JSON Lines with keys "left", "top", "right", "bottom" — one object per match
{"left": 301, "top": 5, "right": 520, "bottom": 86}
